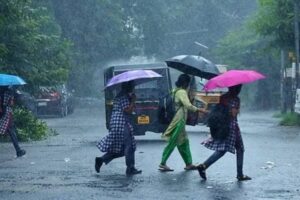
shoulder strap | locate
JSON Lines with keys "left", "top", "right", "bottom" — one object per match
{"left": 172, "top": 88, "right": 181, "bottom": 98}
{"left": 172, "top": 88, "right": 183, "bottom": 110}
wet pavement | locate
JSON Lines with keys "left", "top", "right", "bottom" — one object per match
{"left": 0, "top": 107, "right": 300, "bottom": 200}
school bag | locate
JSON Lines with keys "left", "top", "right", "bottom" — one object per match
{"left": 206, "top": 103, "right": 230, "bottom": 140}
{"left": 157, "top": 89, "right": 180, "bottom": 125}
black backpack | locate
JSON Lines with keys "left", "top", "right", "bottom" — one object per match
{"left": 206, "top": 103, "right": 230, "bottom": 140}
{"left": 157, "top": 90, "right": 180, "bottom": 125}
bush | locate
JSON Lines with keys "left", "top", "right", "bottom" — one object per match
{"left": 0, "top": 107, "right": 50, "bottom": 142}
{"left": 279, "top": 112, "right": 300, "bottom": 126}
{"left": 13, "top": 107, "right": 50, "bottom": 141}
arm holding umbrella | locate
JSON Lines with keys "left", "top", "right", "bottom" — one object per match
{"left": 178, "top": 89, "right": 208, "bottom": 114}
{"left": 120, "top": 81, "right": 136, "bottom": 114}
{"left": 124, "top": 93, "right": 136, "bottom": 114}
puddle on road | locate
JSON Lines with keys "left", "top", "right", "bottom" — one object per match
{"left": 260, "top": 189, "right": 295, "bottom": 199}
{"left": 0, "top": 170, "right": 143, "bottom": 194}
{"left": 88, "top": 174, "right": 130, "bottom": 189}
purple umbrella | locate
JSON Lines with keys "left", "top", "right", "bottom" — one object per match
{"left": 105, "top": 69, "right": 162, "bottom": 89}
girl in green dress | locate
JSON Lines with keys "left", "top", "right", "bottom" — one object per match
{"left": 159, "top": 74, "right": 207, "bottom": 171}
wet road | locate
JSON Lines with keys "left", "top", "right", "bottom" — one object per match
{"left": 0, "top": 106, "right": 300, "bottom": 200}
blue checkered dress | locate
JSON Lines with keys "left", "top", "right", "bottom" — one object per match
{"left": 0, "top": 92, "right": 13, "bottom": 135}
{"left": 202, "top": 96, "right": 244, "bottom": 154}
{"left": 97, "top": 94, "right": 136, "bottom": 153}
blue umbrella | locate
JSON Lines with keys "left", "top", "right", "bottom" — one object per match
{"left": 0, "top": 74, "right": 26, "bottom": 86}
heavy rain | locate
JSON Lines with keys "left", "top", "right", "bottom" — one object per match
{"left": 0, "top": 1, "right": 300, "bottom": 200}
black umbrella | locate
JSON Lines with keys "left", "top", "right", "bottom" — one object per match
{"left": 165, "top": 55, "right": 220, "bottom": 79}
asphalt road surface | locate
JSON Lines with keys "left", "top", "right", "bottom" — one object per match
{"left": 0, "top": 106, "right": 300, "bottom": 200}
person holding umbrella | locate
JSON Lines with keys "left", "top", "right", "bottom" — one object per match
{"left": 95, "top": 80, "right": 142, "bottom": 175}
{"left": 197, "top": 70, "right": 265, "bottom": 181}
{"left": 197, "top": 84, "right": 251, "bottom": 181}
{"left": 159, "top": 74, "right": 207, "bottom": 172}
{"left": 0, "top": 86, "right": 26, "bottom": 157}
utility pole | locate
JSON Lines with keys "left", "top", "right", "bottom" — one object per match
{"left": 292, "top": 0, "right": 300, "bottom": 112}
{"left": 280, "top": 49, "right": 287, "bottom": 113}
{"left": 294, "top": 0, "right": 299, "bottom": 88}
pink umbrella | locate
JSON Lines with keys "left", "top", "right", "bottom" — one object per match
{"left": 204, "top": 69, "right": 266, "bottom": 91}
{"left": 105, "top": 69, "right": 162, "bottom": 88}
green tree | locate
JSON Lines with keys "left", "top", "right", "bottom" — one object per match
{"left": 50, "top": 0, "right": 139, "bottom": 95}
{"left": 214, "top": 0, "right": 298, "bottom": 110}
{"left": 0, "top": 0, "right": 70, "bottom": 141}
{"left": 0, "top": 0, "right": 70, "bottom": 91}
{"left": 48, "top": 0, "right": 257, "bottom": 95}
{"left": 251, "top": 0, "right": 296, "bottom": 111}
{"left": 215, "top": 24, "right": 280, "bottom": 109}
{"left": 252, "top": 0, "right": 295, "bottom": 50}
{"left": 120, "top": 0, "right": 257, "bottom": 59}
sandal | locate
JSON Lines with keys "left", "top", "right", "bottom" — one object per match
{"left": 237, "top": 175, "right": 252, "bottom": 181}
{"left": 158, "top": 164, "right": 174, "bottom": 172}
{"left": 184, "top": 164, "right": 197, "bottom": 171}
{"left": 197, "top": 164, "right": 207, "bottom": 180}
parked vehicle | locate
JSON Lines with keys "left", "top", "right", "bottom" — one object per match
{"left": 295, "top": 88, "right": 300, "bottom": 114}
{"left": 189, "top": 76, "right": 226, "bottom": 123}
{"left": 104, "top": 63, "right": 172, "bottom": 135}
{"left": 35, "top": 84, "right": 75, "bottom": 117}
{"left": 15, "top": 89, "right": 37, "bottom": 116}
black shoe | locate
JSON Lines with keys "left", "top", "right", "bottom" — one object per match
{"left": 237, "top": 175, "right": 251, "bottom": 181}
{"left": 126, "top": 168, "right": 142, "bottom": 176}
{"left": 16, "top": 149, "right": 26, "bottom": 157}
{"left": 197, "top": 164, "right": 207, "bottom": 180}
{"left": 95, "top": 157, "right": 103, "bottom": 173}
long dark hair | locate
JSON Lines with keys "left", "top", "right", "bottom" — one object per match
{"left": 0, "top": 86, "right": 9, "bottom": 95}
{"left": 228, "top": 84, "right": 242, "bottom": 96}
{"left": 175, "top": 74, "right": 191, "bottom": 89}
{"left": 121, "top": 80, "right": 134, "bottom": 93}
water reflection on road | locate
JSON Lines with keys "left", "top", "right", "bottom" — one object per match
{"left": 0, "top": 108, "right": 299, "bottom": 200}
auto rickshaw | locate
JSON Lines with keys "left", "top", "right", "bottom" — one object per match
{"left": 104, "top": 63, "right": 172, "bottom": 135}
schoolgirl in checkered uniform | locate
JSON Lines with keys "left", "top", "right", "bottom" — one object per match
{"left": 197, "top": 85, "right": 251, "bottom": 181}
{"left": 97, "top": 94, "right": 136, "bottom": 153}
{"left": 0, "top": 86, "right": 26, "bottom": 157}
{"left": 95, "top": 81, "right": 142, "bottom": 175}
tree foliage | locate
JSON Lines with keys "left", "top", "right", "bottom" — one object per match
{"left": 215, "top": 24, "right": 280, "bottom": 109}
{"left": 47, "top": 0, "right": 257, "bottom": 95}
{"left": 248, "top": 0, "right": 297, "bottom": 110}
{"left": 213, "top": 0, "right": 299, "bottom": 110}
{"left": 50, "top": 0, "right": 140, "bottom": 95}
{"left": 122, "top": 0, "right": 257, "bottom": 59}
{"left": 0, "top": 0, "right": 70, "bottom": 141}
{"left": 252, "top": 0, "right": 295, "bottom": 49}
{"left": 1, "top": 0, "right": 258, "bottom": 97}
{"left": 0, "top": 0, "right": 70, "bottom": 91}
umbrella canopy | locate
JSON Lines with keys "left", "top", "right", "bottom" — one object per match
{"left": 105, "top": 69, "right": 162, "bottom": 89}
{"left": 0, "top": 74, "right": 26, "bottom": 86}
{"left": 165, "top": 55, "right": 220, "bottom": 79}
{"left": 204, "top": 69, "right": 266, "bottom": 91}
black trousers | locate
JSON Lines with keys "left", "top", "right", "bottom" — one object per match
{"left": 7, "top": 123, "right": 22, "bottom": 153}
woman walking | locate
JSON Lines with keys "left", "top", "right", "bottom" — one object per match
{"left": 197, "top": 84, "right": 251, "bottom": 181}
{"left": 0, "top": 86, "right": 26, "bottom": 157}
{"left": 159, "top": 74, "right": 207, "bottom": 171}
{"left": 95, "top": 81, "right": 142, "bottom": 175}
